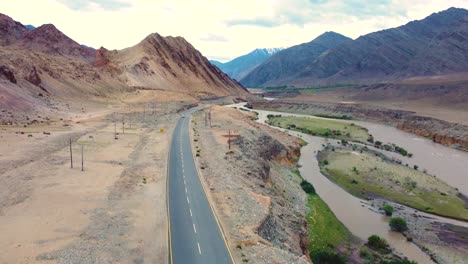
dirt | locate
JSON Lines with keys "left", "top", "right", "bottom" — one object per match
{"left": 191, "top": 106, "right": 310, "bottom": 263}
{"left": 0, "top": 91, "right": 196, "bottom": 263}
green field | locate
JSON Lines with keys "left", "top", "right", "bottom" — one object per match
{"left": 267, "top": 116, "right": 370, "bottom": 143}
{"left": 307, "top": 194, "right": 352, "bottom": 256}
{"left": 319, "top": 149, "right": 468, "bottom": 221}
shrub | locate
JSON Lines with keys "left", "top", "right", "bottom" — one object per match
{"left": 382, "top": 204, "right": 394, "bottom": 216}
{"left": 359, "top": 247, "right": 371, "bottom": 258}
{"left": 375, "top": 141, "right": 382, "bottom": 146}
{"left": 389, "top": 217, "right": 408, "bottom": 232}
{"left": 300, "top": 180, "right": 316, "bottom": 194}
{"left": 367, "top": 235, "right": 390, "bottom": 253}
{"left": 323, "top": 160, "right": 329, "bottom": 165}
{"left": 413, "top": 165, "right": 418, "bottom": 170}
{"left": 311, "top": 251, "right": 345, "bottom": 264}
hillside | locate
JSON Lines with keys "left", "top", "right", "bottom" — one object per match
{"left": 288, "top": 8, "right": 468, "bottom": 86}
{"left": 240, "top": 32, "right": 351, "bottom": 87}
{"left": 212, "top": 48, "right": 282, "bottom": 81}
{"left": 0, "top": 13, "right": 247, "bottom": 114}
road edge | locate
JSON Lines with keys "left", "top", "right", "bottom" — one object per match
{"left": 189, "top": 112, "right": 237, "bottom": 264}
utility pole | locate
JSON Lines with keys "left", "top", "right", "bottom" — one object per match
{"left": 69, "top": 137, "right": 73, "bottom": 169}
{"left": 228, "top": 130, "right": 231, "bottom": 150}
{"left": 122, "top": 115, "right": 125, "bottom": 135}
{"left": 209, "top": 108, "right": 212, "bottom": 127}
{"left": 81, "top": 145, "right": 84, "bottom": 171}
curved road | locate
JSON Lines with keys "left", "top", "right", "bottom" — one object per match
{"left": 168, "top": 112, "right": 233, "bottom": 264}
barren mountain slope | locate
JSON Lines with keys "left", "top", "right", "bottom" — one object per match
{"left": 240, "top": 32, "right": 351, "bottom": 87}
{"left": 114, "top": 33, "right": 247, "bottom": 98}
{"left": 291, "top": 8, "right": 468, "bottom": 85}
{"left": 0, "top": 14, "right": 247, "bottom": 117}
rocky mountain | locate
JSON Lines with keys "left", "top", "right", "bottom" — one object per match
{"left": 114, "top": 33, "right": 247, "bottom": 96}
{"left": 244, "top": 8, "right": 468, "bottom": 87}
{"left": 14, "top": 24, "right": 96, "bottom": 61}
{"left": 240, "top": 32, "right": 351, "bottom": 87}
{"left": 0, "top": 13, "right": 247, "bottom": 112}
{"left": 212, "top": 48, "right": 282, "bottom": 81}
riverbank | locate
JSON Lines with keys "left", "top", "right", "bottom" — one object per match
{"left": 230, "top": 103, "right": 468, "bottom": 263}
{"left": 317, "top": 147, "right": 468, "bottom": 221}
{"left": 250, "top": 101, "right": 468, "bottom": 150}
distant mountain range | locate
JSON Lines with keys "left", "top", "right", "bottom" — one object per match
{"left": 240, "top": 32, "right": 351, "bottom": 87}
{"left": 0, "top": 13, "right": 246, "bottom": 112}
{"left": 210, "top": 48, "right": 282, "bottom": 81}
{"left": 241, "top": 7, "right": 468, "bottom": 87}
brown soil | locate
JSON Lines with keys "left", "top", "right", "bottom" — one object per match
{"left": 191, "top": 106, "right": 310, "bottom": 263}
{"left": 0, "top": 91, "right": 196, "bottom": 263}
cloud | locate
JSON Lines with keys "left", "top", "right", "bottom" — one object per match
{"left": 225, "top": 17, "right": 280, "bottom": 28}
{"left": 2, "top": 0, "right": 467, "bottom": 62}
{"left": 199, "top": 33, "right": 228, "bottom": 42}
{"left": 58, "top": 0, "right": 131, "bottom": 11}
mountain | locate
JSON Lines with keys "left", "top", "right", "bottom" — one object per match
{"left": 213, "top": 48, "right": 283, "bottom": 81}
{"left": 114, "top": 33, "right": 246, "bottom": 96}
{"left": 246, "top": 8, "right": 468, "bottom": 87}
{"left": 0, "top": 13, "right": 247, "bottom": 112}
{"left": 240, "top": 32, "right": 351, "bottom": 87}
{"left": 14, "top": 24, "right": 96, "bottom": 61}
{"left": 0, "top": 13, "right": 28, "bottom": 45}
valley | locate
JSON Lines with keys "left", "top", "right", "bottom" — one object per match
{"left": 1, "top": 4, "right": 467, "bottom": 264}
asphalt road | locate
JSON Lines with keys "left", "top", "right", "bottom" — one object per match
{"left": 168, "top": 112, "right": 233, "bottom": 264}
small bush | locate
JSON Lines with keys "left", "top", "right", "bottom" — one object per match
{"left": 389, "top": 217, "right": 408, "bottom": 232}
{"left": 323, "top": 160, "right": 329, "bottom": 165}
{"left": 311, "top": 251, "right": 345, "bottom": 264}
{"left": 359, "top": 247, "right": 370, "bottom": 258}
{"left": 367, "top": 235, "right": 390, "bottom": 253}
{"left": 300, "top": 180, "right": 316, "bottom": 194}
{"left": 382, "top": 204, "right": 394, "bottom": 216}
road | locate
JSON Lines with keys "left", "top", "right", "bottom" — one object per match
{"left": 168, "top": 112, "right": 233, "bottom": 264}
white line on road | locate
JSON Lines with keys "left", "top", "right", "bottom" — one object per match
{"left": 197, "top": 243, "right": 201, "bottom": 255}
{"left": 193, "top": 223, "right": 197, "bottom": 233}
{"left": 190, "top": 209, "right": 192, "bottom": 217}
{"left": 187, "top": 197, "right": 190, "bottom": 204}
{"left": 185, "top": 187, "right": 187, "bottom": 193}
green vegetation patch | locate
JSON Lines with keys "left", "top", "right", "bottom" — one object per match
{"left": 266, "top": 116, "right": 370, "bottom": 143}
{"left": 307, "top": 194, "right": 351, "bottom": 257}
{"left": 319, "top": 149, "right": 468, "bottom": 221}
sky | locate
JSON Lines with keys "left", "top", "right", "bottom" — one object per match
{"left": 1, "top": 0, "right": 468, "bottom": 62}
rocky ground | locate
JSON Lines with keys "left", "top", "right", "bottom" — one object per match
{"left": 369, "top": 199, "right": 468, "bottom": 264}
{"left": 251, "top": 100, "right": 468, "bottom": 150}
{"left": 190, "top": 106, "right": 310, "bottom": 263}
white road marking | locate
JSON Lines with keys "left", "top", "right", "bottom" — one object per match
{"left": 193, "top": 223, "right": 197, "bottom": 233}
{"left": 190, "top": 209, "right": 192, "bottom": 217}
{"left": 187, "top": 197, "right": 190, "bottom": 204}
{"left": 197, "top": 243, "right": 201, "bottom": 255}
{"left": 185, "top": 187, "right": 187, "bottom": 193}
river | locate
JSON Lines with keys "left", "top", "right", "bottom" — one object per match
{"left": 228, "top": 103, "right": 468, "bottom": 263}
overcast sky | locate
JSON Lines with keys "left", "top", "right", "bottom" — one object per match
{"left": 1, "top": 0, "right": 468, "bottom": 62}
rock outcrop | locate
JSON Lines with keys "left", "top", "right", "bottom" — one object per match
{"left": 0, "top": 65, "right": 16, "bottom": 84}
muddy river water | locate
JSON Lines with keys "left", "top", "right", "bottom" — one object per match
{"left": 228, "top": 103, "right": 468, "bottom": 263}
